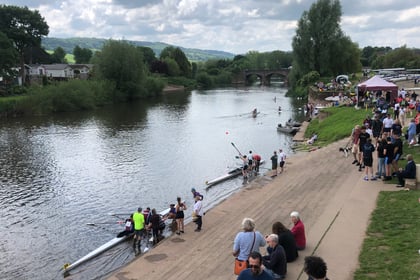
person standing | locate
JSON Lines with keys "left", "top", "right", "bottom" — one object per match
{"left": 303, "top": 256, "right": 329, "bottom": 280}
{"left": 252, "top": 153, "right": 262, "bottom": 173}
{"left": 193, "top": 195, "right": 204, "bottom": 232}
{"left": 357, "top": 126, "right": 370, "bottom": 171}
{"left": 278, "top": 149, "right": 286, "bottom": 174}
{"left": 262, "top": 234, "right": 287, "bottom": 279}
{"left": 371, "top": 115, "right": 383, "bottom": 147}
{"left": 350, "top": 125, "right": 361, "bottom": 164}
{"left": 132, "top": 207, "right": 145, "bottom": 254}
{"left": 391, "top": 134, "right": 403, "bottom": 176}
{"left": 237, "top": 252, "right": 273, "bottom": 280}
{"left": 383, "top": 137, "right": 394, "bottom": 181}
{"left": 233, "top": 218, "right": 266, "bottom": 269}
{"left": 362, "top": 138, "right": 376, "bottom": 181}
{"left": 248, "top": 151, "right": 254, "bottom": 170}
{"left": 270, "top": 151, "right": 278, "bottom": 177}
{"left": 396, "top": 154, "right": 416, "bottom": 188}
{"left": 175, "top": 197, "right": 186, "bottom": 235}
{"left": 408, "top": 119, "right": 417, "bottom": 146}
{"left": 290, "top": 211, "right": 306, "bottom": 250}
{"left": 147, "top": 208, "right": 162, "bottom": 245}
{"left": 376, "top": 137, "right": 386, "bottom": 179}
{"left": 241, "top": 155, "right": 249, "bottom": 179}
{"left": 382, "top": 113, "right": 393, "bottom": 137}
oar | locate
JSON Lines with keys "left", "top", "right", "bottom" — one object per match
{"left": 108, "top": 212, "right": 132, "bottom": 216}
{"left": 231, "top": 142, "right": 243, "bottom": 157}
{"left": 86, "top": 221, "right": 124, "bottom": 226}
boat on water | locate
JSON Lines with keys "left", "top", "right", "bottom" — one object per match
{"left": 63, "top": 208, "right": 170, "bottom": 274}
{"left": 285, "top": 119, "right": 302, "bottom": 127}
{"left": 277, "top": 124, "right": 300, "bottom": 134}
{"left": 205, "top": 160, "right": 265, "bottom": 189}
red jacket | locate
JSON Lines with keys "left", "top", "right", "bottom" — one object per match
{"left": 291, "top": 220, "right": 306, "bottom": 249}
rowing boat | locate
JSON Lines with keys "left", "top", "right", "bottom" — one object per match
{"left": 205, "top": 160, "right": 265, "bottom": 188}
{"left": 63, "top": 233, "right": 133, "bottom": 273}
{"left": 277, "top": 124, "right": 299, "bottom": 134}
{"left": 63, "top": 208, "right": 171, "bottom": 274}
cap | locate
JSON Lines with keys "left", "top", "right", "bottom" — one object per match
{"left": 137, "top": 207, "right": 142, "bottom": 212}
{"left": 191, "top": 188, "right": 196, "bottom": 192}
{"left": 170, "top": 203, "right": 175, "bottom": 207}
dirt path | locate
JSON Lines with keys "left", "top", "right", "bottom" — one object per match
{"left": 106, "top": 138, "right": 396, "bottom": 280}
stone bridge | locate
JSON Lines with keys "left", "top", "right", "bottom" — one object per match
{"left": 243, "top": 68, "right": 290, "bottom": 86}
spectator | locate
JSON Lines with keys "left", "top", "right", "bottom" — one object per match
{"left": 396, "top": 154, "right": 416, "bottom": 188}
{"left": 262, "top": 234, "right": 287, "bottom": 279}
{"left": 303, "top": 256, "right": 329, "bottom": 280}
{"left": 271, "top": 221, "right": 298, "bottom": 262}
{"left": 290, "top": 211, "right": 306, "bottom": 250}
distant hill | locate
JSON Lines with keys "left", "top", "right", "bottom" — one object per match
{"left": 42, "top": 37, "right": 235, "bottom": 62}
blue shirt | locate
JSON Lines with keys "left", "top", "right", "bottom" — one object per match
{"left": 237, "top": 268, "right": 273, "bottom": 280}
{"left": 233, "top": 231, "right": 266, "bottom": 261}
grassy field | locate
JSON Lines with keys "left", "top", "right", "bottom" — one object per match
{"left": 304, "top": 105, "right": 420, "bottom": 279}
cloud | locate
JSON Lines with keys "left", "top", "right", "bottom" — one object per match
{"left": 1, "top": 0, "right": 419, "bottom": 54}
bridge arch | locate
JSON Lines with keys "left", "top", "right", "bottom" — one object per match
{"left": 243, "top": 69, "right": 290, "bottom": 86}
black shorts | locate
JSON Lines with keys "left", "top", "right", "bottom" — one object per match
{"left": 279, "top": 161, "right": 285, "bottom": 167}
{"left": 243, "top": 165, "right": 248, "bottom": 170}
{"left": 175, "top": 211, "right": 184, "bottom": 219}
{"left": 363, "top": 157, "right": 373, "bottom": 167}
{"left": 383, "top": 127, "right": 391, "bottom": 132}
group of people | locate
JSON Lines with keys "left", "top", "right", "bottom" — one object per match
{"left": 350, "top": 110, "right": 416, "bottom": 187}
{"left": 123, "top": 188, "right": 205, "bottom": 255}
{"left": 270, "top": 149, "right": 286, "bottom": 177}
{"left": 241, "top": 151, "right": 262, "bottom": 179}
{"left": 233, "top": 212, "right": 323, "bottom": 280}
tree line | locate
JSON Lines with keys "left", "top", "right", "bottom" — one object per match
{"left": 1, "top": 1, "right": 420, "bottom": 116}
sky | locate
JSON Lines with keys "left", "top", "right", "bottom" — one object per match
{"left": 4, "top": 0, "right": 420, "bottom": 55}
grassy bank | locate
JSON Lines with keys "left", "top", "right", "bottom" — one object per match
{"left": 354, "top": 191, "right": 420, "bottom": 279}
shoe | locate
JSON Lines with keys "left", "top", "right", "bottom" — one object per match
{"left": 194, "top": 228, "right": 201, "bottom": 232}
{"left": 352, "top": 160, "right": 358, "bottom": 164}
{"left": 370, "top": 177, "right": 377, "bottom": 181}
{"left": 180, "top": 230, "right": 184, "bottom": 233}
{"left": 356, "top": 162, "right": 360, "bottom": 166}
{"left": 359, "top": 167, "right": 362, "bottom": 172}
{"left": 176, "top": 231, "right": 180, "bottom": 235}
{"left": 396, "top": 185, "right": 404, "bottom": 188}
{"left": 361, "top": 165, "right": 365, "bottom": 169}
{"left": 364, "top": 176, "right": 369, "bottom": 181}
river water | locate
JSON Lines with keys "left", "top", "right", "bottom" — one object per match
{"left": 0, "top": 86, "right": 305, "bottom": 280}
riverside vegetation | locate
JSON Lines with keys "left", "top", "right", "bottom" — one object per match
{"left": 303, "top": 105, "right": 420, "bottom": 279}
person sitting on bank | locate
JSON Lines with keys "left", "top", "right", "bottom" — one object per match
{"left": 303, "top": 256, "right": 329, "bottom": 280}
{"left": 271, "top": 221, "right": 298, "bottom": 262}
{"left": 262, "top": 234, "right": 287, "bottom": 280}
{"left": 290, "top": 211, "right": 306, "bottom": 250}
{"left": 237, "top": 252, "right": 273, "bottom": 280}
{"left": 396, "top": 154, "right": 416, "bottom": 188}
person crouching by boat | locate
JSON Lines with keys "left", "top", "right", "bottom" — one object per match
{"left": 117, "top": 214, "right": 134, "bottom": 238}
{"left": 166, "top": 203, "right": 177, "bottom": 232}
{"left": 133, "top": 207, "right": 145, "bottom": 254}
{"left": 193, "top": 195, "right": 204, "bottom": 232}
{"left": 191, "top": 187, "right": 204, "bottom": 200}
{"left": 175, "top": 197, "right": 186, "bottom": 235}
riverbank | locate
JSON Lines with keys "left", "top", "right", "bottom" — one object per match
{"left": 106, "top": 138, "right": 396, "bottom": 280}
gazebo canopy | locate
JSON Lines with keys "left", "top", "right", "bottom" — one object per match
{"left": 357, "top": 75, "right": 398, "bottom": 95}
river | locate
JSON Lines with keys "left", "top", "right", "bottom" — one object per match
{"left": 0, "top": 86, "right": 305, "bottom": 280}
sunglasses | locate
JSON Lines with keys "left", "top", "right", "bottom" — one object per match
{"left": 248, "top": 265, "right": 260, "bottom": 269}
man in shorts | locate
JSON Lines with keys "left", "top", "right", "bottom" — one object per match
{"left": 351, "top": 125, "right": 361, "bottom": 164}
{"left": 132, "top": 207, "right": 145, "bottom": 254}
{"left": 278, "top": 149, "right": 286, "bottom": 173}
{"left": 270, "top": 151, "right": 278, "bottom": 177}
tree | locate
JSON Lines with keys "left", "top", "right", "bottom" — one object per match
{"left": 51, "top": 46, "right": 66, "bottom": 63}
{"left": 0, "top": 31, "right": 18, "bottom": 78}
{"left": 73, "top": 45, "right": 93, "bottom": 64}
{"left": 0, "top": 5, "right": 49, "bottom": 84}
{"left": 292, "top": 0, "right": 359, "bottom": 81}
{"left": 93, "top": 40, "right": 145, "bottom": 100}
{"left": 138, "top": 46, "right": 157, "bottom": 70}
{"left": 160, "top": 46, "right": 191, "bottom": 77}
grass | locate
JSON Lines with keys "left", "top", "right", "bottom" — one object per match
{"left": 354, "top": 191, "right": 420, "bottom": 280}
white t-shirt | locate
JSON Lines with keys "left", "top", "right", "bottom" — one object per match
{"left": 279, "top": 152, "right": 286, "bottom": 162}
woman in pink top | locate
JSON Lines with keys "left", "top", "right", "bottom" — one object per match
{"left": 290, "top": 211, "right": 306, "bottom": 250}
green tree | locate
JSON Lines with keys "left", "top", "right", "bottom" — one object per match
{"left": 93, "top": 40, "right": 146, "bottom": 100}
{"left": 0, "top": 31, "right": 18, "bottom": 78}
{"left": 51, "top": 46, "right": 66, "bottom": 63}
{"left": 138, "top": 46, "right": 157, "bottom": 70}
{"left": 73, "top": 45, "right": 93, "bottom": 64}
{"left": 292, "top": 0, "right": 359, "bottom": 81}
{"left": 0, "top": 5, "right": 49, "bottom": 84}
{"left": 160, "top": 46, "right": 191, "bottom": 77}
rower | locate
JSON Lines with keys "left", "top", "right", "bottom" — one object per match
{"left": 117, "top": 214, "right": 134, "bottom": 238}
{"left": 241, "top": 155, "right": 249, "bottom": 179}
{"left": 252, "top": 153, "right": 261, "bottom": 173}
